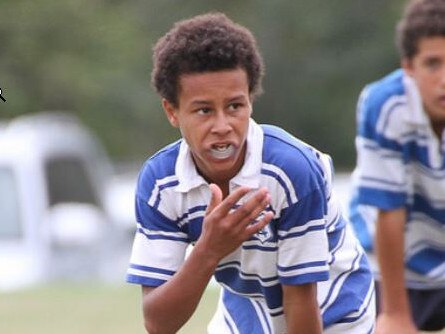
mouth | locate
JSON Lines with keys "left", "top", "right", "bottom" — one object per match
{"left": 210, "top": 143, "right": 235, "bottom": 160}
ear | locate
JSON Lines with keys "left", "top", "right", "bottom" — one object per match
{"left": 401, "top": 58, "right": 414, "bottom": 77}
{"left": 162, "top": 99, "right": 179, "bottom": 128}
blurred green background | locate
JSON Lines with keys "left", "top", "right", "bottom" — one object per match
{"left": 0, "top": 0, "right": 405, "bottom": 170}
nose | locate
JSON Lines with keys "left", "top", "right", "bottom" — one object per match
{"left": 211, "top": 111, "right": 232, "bottom": 135}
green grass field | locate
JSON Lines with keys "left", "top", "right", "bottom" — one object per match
{"left": 1, "top": 283, "right": 444, "bottom": 333}
{"left": 0, "top": 283, "right": 220, "bottom": 334}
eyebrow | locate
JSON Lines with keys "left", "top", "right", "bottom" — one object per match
{"left": 189, "top": 94, "right": 247, "bottom": 106}
{"left": 188, "top": 100, "right": 211, "bottom": 108}
{"left": 227, "top": 94, "right": 247, "bottom": 102}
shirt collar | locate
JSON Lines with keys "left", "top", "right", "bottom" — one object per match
{"left": 174, "top": 118, "right": 264, "bottom": 193}
{"left": 174, "top": 139, "right": 207, "bottom": 193}
{"left": 403, "top": 72, "right": 430, "bottom": 126}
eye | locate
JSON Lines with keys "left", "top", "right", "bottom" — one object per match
{"left": 424, "top": 57, "right": 442, "bottom": 71}
{"left": 228, "top": 102, "right": 243, "bottom": 111}
{"left": 196, "top": 108, "right": 211, "bottom": 115}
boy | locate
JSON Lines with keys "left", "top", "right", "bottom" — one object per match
{"left": 348, "top": 0, "right": 445, "bottom": 332}
{"left": 127, "top": 12, "right": 375, "bottom": 333}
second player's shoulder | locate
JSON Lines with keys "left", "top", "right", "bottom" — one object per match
{"left": 360, "top": 70, "right": 406, "bottom": 116}
{"left": 363, "top": 69, "right": 406, "bottom": 107}
{"left": 358, "top": 70, "right": 413, "bottom": 137}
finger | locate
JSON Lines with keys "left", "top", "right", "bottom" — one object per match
{"left": 235, "top": 193, "right": 271, "bottom": 229}
{"left": 230, "top": 187, "right": 270, "bottom": 223}
{"left": 205, "top": 183, "right": 223, "bottom": 215}
{"left": 244, "top": 211, "right": 274, "bottom": 236}
{"left": 214, "top": 186, "right": 252, "bottom": 215}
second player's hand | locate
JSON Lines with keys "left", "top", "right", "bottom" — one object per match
{"left": 375, "top": 313, "right": 418, "bottom": 334}
{"left": 196, "top": 183, "right": 273, "bottom": 263}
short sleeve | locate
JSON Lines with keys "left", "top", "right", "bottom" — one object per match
{"left": 354, "top": 85, "right": 409, "bottom": 210}
{"left": 126, "top": 168, "right": 188, "bottom": 287}
{"left": 277, "top": 188, "right": 330, "bottom": 285}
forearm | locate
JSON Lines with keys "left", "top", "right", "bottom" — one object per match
{"left": 375, "top": 208, "right": 411, "bottom": 315}
{"left": 142, "top": 244, "right": 219, "bottom": 334}
{"left": 283, "top": 283, "right": 322, "bottom": 334}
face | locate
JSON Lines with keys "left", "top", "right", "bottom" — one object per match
{"left": 163, "top": 68, "right": 252, "bottom": 185}
{"left": 403, "top": 37, "right": 445, "bottom": 129}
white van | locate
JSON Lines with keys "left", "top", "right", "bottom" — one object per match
{"left": 0, "top": 112, "right": 132, "bottom": 290}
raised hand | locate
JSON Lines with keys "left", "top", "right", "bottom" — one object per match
{"left": 196, "top": 184, "right": 274, "bottom": 263}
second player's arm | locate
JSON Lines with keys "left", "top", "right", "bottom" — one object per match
{"left": 374, "top": 208, "right": 418, "bottom": 334}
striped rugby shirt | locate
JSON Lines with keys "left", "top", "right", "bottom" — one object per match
{"left": 127, "top": 119, "right": 375, "bottom": 333}
{"left": 349, "top": 69, "right": 445, "bottom": 289}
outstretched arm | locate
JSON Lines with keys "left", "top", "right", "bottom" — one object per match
{"left": 142, "top": 184, "right": 274, "bottom": 334}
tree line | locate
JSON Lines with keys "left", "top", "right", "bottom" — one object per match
{"left": 0, "top": 0, "right": 405, "bottom": 169}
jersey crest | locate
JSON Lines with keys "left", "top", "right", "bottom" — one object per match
{"left": 252, "top": 207, "right": 274, "bottom": 243}
{"left": 254, "top": 224, "right": 273, "bottom": 243}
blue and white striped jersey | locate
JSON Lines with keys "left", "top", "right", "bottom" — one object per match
{"left": 349, "top": 69, "right": 445, "bottom": 289}
{"left": 127, "top": 119, "right": 375, "bottom": 333}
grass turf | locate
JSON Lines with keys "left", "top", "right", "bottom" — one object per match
{"left": 1, "top": 283, "right": 444, "bottom": 333}
{"left": 0, "top": 282, "right": 219, "bottom": 334}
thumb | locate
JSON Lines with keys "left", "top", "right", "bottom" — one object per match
{"left": 206, "top": 183, "right": 223, "bottom": 215}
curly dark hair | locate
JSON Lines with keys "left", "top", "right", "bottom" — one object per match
{"left": 396, "top": 0, "right": 445, "bottom": 59}
{"left": 151, "top": 12, "right": 265, "bottom": 107}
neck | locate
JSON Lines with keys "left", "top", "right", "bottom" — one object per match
{"left": 432, "top": 122, "right": 445, "bottom": 139}
{"left": 217, "top": 183, "right": 230, "bottom": 198}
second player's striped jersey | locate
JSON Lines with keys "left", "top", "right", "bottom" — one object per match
{"left": 349, "top": 69, "right": 445, "bottom": 289}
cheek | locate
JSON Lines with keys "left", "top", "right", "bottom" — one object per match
{"left": 419, "top": 82, "right": 436, "bottom": 100}
{"left": 181, "top": 125, "right": 204, "bottom": 147}
{"left": 415, "top": 75, "right": 435, "bottom": 96}
{"left": 417, "top": 83, "right": 440, "bottom": 113}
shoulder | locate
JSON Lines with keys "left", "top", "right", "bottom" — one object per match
{"left": 362, "top": 69, "right": 406, "bottom": 110}
{"left": 136, "top": 140, "right": 181, "bottom": 198}
{"left": 260, "top": 124, "right": 328, "bottom": 198}
{"left": 358, "top": 70, "right": 410, "bottom": 138}
{"left": 261, "top": 124, "right": 318, "bottom": 162}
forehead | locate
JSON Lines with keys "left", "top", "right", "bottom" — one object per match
{"left": 177, "top": 69, "right": 250, "bottom": 102}
{"left": 415, "top": 36, "right": 445, "bottom": 57}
